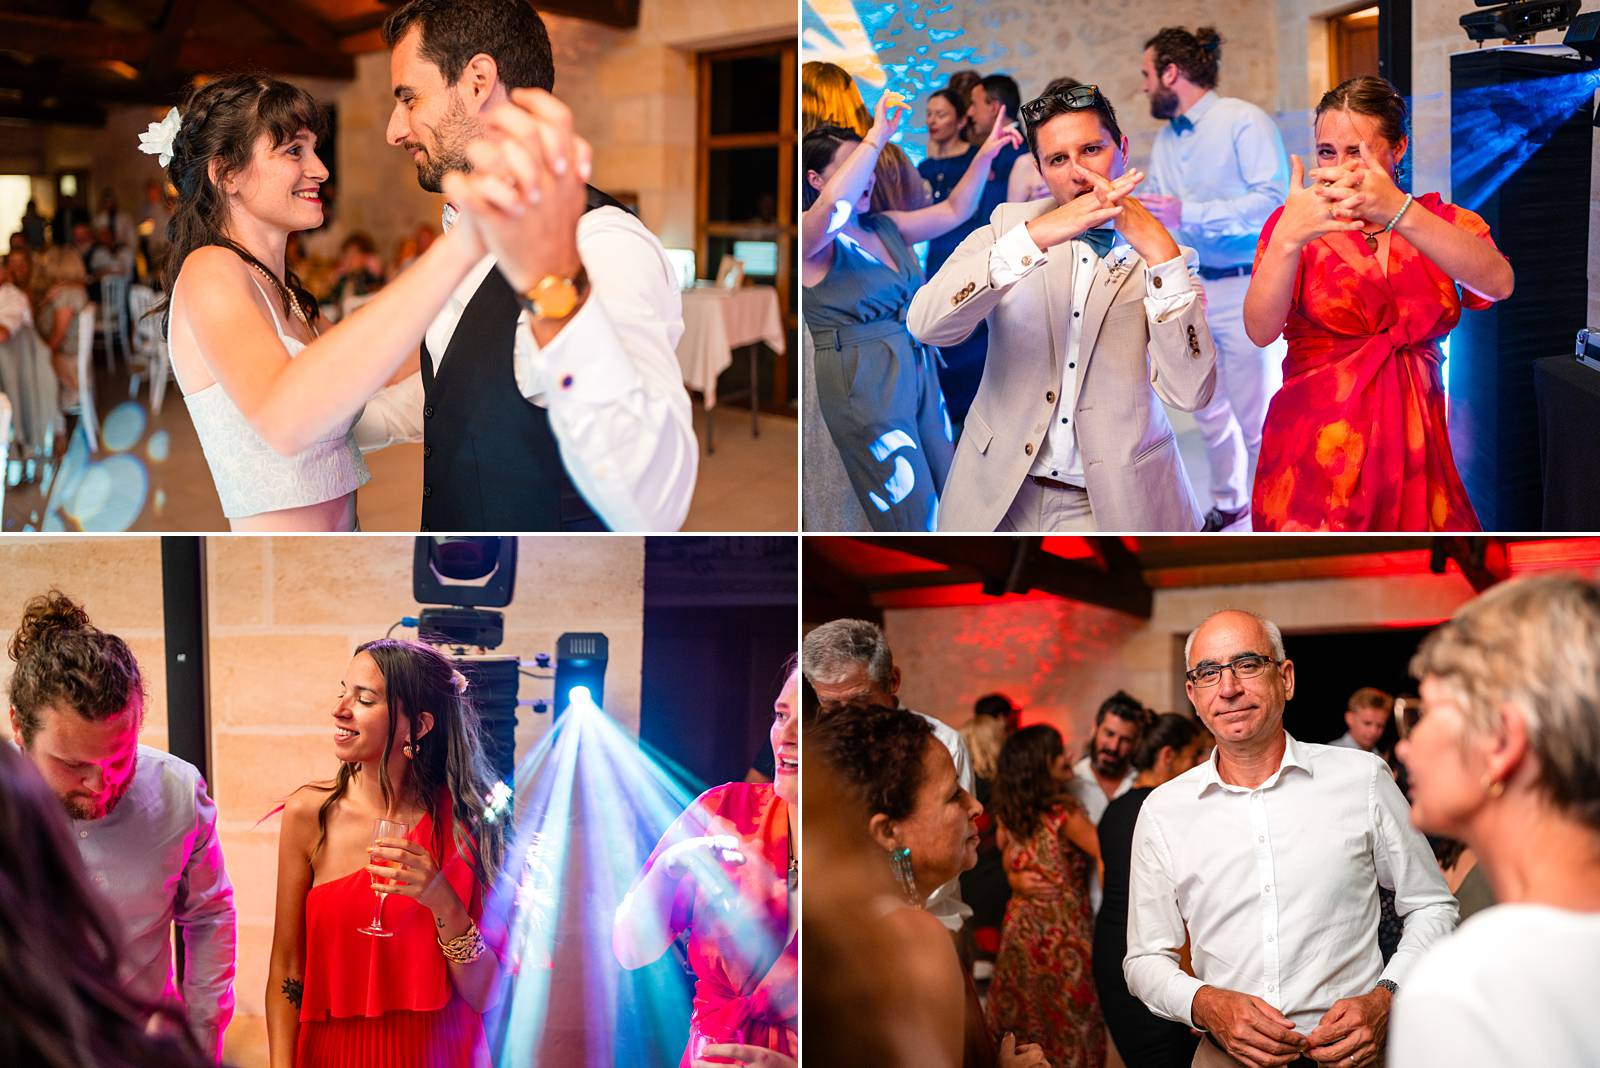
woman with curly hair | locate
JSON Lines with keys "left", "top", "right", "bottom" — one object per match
{"left": 987, "top": 725, "right": 1104, "bottom": 1068}
{"left": 266, "top": 639, "right": 506, "bottom": 1068}
{"left": 810, "top": 703, "right": 1048, "bottom": 1068}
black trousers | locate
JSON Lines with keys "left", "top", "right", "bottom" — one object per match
{"left": 1091, "top": 922, "right": 1199, "bottom": 1068}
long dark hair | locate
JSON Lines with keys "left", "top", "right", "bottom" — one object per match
{"left": 307, "top": 640, "right": 505, "bottom": 889}
{"left": 802, "top": 124, "right": 862, "bottom": 210}
{"left": 0, "top": 747, "right": 210, "bottom": 1068}
{"left": 8, "top": 590, "right": 144, "bottom": 745}
{"left": 151, "top": 73, "right": 326, "bottom": 331}
{"left": 991, "top": 724, "right": 1071, "bottom": 840}
{"left": 1130, "top": 713, "right": 1203, "bottom": 772}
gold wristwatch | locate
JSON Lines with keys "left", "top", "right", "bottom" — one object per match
{"left": 517, "top": 268, "right": 588, "bottom": 321}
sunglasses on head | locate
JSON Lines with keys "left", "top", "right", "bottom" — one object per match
{"left": 1020, "top": 83, "right": 1105, "bottom": 127}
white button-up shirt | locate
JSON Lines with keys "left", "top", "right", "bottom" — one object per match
{"left": 987, "top": 223, "right": 1197, "bottom": 485}
{"left": 1125, "top": 732, "right": 1456, "bottom": 1033}
{"left": 354, "top": 205, "right": 698, "bottom": 531}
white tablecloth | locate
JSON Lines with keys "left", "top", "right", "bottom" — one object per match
{"left": 675, "top": 285, "right": 786, "bottom": 408}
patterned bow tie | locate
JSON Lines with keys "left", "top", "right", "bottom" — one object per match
{"left": 1169, "top": 114, "right": 1193, "bottom": 135}
{"left": 1079, "top": 226, "right": 1116, "bottom": 259}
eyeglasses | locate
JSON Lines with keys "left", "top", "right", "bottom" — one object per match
{"left": 1185, "top": 654, "right": 1282, "bottom": 688}
{"left": 1395, "top": 697, "right": 1426, "bottom": 739}
{"left": 1020, "top": 84, "right": 1104, "bottom": 128}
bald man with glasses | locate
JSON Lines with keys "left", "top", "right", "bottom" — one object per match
{"left": 1123, "top": 609, "right": 1456, "bottom": 1068}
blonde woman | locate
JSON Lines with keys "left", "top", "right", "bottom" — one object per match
{"left": 36, "top": 245, "right": 89, "bottom": 407}
{"left": 1390, "top": 575, "right": 1600, "bottom": 1068}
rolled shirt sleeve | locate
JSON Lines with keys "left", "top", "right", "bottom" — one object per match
{"left": 175, "top": 771, "right": 237, "bottom": 1063}
{"left": 1124, "top": 803, "right": 1206, "bottom": 1027}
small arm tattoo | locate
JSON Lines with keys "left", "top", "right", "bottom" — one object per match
{"left": 437, "top": 915, "right": 445, "bottom": 928}
{"left": 281, "top": 978, "right": 304, "bottom": 1008}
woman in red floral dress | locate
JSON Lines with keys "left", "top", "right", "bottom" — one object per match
{"left": 987, "top": 726, "right": 1104, "bottom": 1068}
{"left": 1243, "top": 75, "right": 1514, "bottom": 531}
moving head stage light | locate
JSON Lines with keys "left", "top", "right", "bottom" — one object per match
{"left": 414, "top": 537, "right": 516, "bottom": 649}
{"left": 413, "top": 537, "right": 519, "bottom": 783}
{"left": 1461, "top": 0, "right": 1580, "bottom": 44}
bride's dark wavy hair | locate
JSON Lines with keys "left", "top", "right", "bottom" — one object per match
{"left": 305, "top": 639, "right": 505, "bottom": 889}
{"left": 150, "top": 73, "right": 326, "bottom": 330}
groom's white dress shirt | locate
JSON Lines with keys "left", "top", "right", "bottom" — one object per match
{"left": 355, "top": 204, "right": 698, "bottom": 531}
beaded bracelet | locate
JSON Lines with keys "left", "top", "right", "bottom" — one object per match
{"left": 438, "top": 918, "right": 487, "bottom": 964}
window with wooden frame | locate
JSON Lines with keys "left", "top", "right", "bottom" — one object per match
{"left": 696, "top": 39, "right": 796, "bottom": 410}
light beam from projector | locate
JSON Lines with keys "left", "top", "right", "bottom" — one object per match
{"left": 1448, "top": 68, "right": 1600, "bottom": 212}
{"left": 484, "top": 688, "right": 764, "bottom": 1066}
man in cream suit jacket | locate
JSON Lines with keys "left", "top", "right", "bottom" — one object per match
{"left": 909, "top": 82, "right": 1217, "bottom": 532}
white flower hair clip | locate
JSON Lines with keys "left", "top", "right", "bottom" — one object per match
{"left": 138, "top": 107, "right": 182, "bottom": 168}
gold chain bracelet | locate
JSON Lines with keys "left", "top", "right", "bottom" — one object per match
{"left": 438, "top": 918, "right": 486, "bottom": 964}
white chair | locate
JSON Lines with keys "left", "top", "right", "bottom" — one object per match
{"left": 126, "top": 283, "right": 158, "bottom": 398}
{"left": 98, "top": 274, "right": 129, "bottom": 372}
{"left": 0, "top": 391, "right": 11, "bottom": 518}
{"left": 73, "top": 304, "right": 98, "bottom": 452}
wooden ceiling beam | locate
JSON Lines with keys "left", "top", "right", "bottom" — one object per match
{"left": 143, "top": 0, "right": 203, "bottom": 88}
{"left": 801, "top": 542, "right": 882, "bottom": 627}
{"left": 886, "top": 537, "right": 1154, "bottom": 618}
{"left": 0, "top": 98, "right": 106, "bottom": 126}
{"left": 234, "top": 0, "right": 346, "bottom": 55}
{"left": 0, "top": 14, "right": 355, "bottom": 80}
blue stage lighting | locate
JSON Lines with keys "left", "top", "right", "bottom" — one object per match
{"left": 554, "top": 632, "right": 608, "bottom": 718}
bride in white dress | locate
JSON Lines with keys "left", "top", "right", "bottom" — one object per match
{"left": 149, "top": 72, "right": 572, "bottom": 532}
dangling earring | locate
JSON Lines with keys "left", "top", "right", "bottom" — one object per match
{"left": 403, "top": 740, "right": 418, "bottom": 759}
{"left": 1481, "top": 774, "right": 1504, "bottom": 800}
{"left": 890, "top": 845, "right": 919, "bottom": 905}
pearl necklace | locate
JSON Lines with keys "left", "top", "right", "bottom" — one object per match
{"left": 250, "top": 261, "right": 310, "bottom": 328}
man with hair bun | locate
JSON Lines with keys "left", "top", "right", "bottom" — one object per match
{"left": 6, "top": 590, "right": 236, "bottom": 1063}
{"left": 1139, "top": 26, "right": 1290, "bottom": 532}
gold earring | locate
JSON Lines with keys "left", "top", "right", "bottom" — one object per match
{"left": 403, "top": 741, "right": 416, "bottom": 759}
{"left": 1481, "top": 774, "right": 1504, "bottom": 800}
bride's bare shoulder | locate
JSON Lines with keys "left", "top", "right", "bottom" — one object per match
{"left": 173, "top": 245, "right": 253, "bottom": 296}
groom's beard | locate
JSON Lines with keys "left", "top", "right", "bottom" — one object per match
{"left": 407, "top": 103, "right": 474, "bottom": 193}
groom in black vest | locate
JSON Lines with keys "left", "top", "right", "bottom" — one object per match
{"left": 356, "top": 0, "right": 697, "bottom": 531}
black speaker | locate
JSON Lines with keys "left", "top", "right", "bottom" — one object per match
{"left": 1447, "top": 49, "right": 1593, "bottom": 530}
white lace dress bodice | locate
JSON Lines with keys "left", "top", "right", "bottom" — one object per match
{"left": 177, "top": 275, "right": 369, "bottom": 519}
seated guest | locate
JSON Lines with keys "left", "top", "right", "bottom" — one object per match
{"left": 908, "top": 82, "right": 1216, "bottom": 532}
{"left": 1092, "top": 713, "right": 1208, "bottom": 1068}
{"left": 1243, "top": 75, "right": 1513, "bottom": 531}
{"left": 0, "top": 746, "right": 215, "bottom": 1068}
{"left": 1331, "top": 686, "right": 1393, "bottom": 752}
{"left": 7, "top": 591, "right": 236, "bottom": 1061}
{"left": 0, "top": 249, "right": 58, "bottom": 457}
{"left": 987, "top": 724, "right": 1104, "bottom": 1068}
{"left": 1126, "top": 609, "right": 1456, "bottom": 1068}
{"left": 1388, "top": 575, "right": 1600, "bottom": 1067}
{"left": 811, "top": 703, "right": 1050, "bottom": 1068}
{"left": 36, "top": 244, "right": 90, "bottom": 405}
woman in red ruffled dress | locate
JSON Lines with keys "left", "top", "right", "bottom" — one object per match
{"left": 612, "top": 657, "right": 799, "bottom": 1068}
{"left": 266, "top": 639, "right": 507, "bottom": 1068}
{"left": 1243, "top": 75, "right": 1515, "bottom": 531}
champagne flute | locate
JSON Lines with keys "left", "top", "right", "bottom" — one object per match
{"left": 358, "top": 817, "right": 410, "bottom": 937}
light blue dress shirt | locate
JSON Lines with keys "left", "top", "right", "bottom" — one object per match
{"left": 1145, "top": 91, "right": 1291, "bottom": 269}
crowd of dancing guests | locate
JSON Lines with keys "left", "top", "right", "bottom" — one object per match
{"left": 802, "top": 24, "right": 1512, "bottom": 533}
{"left": 803, "top": 576, "right": 1600, "bottom": 1066}
{"left": 1, "top": 588, "right": 797, "bottom": 1068}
